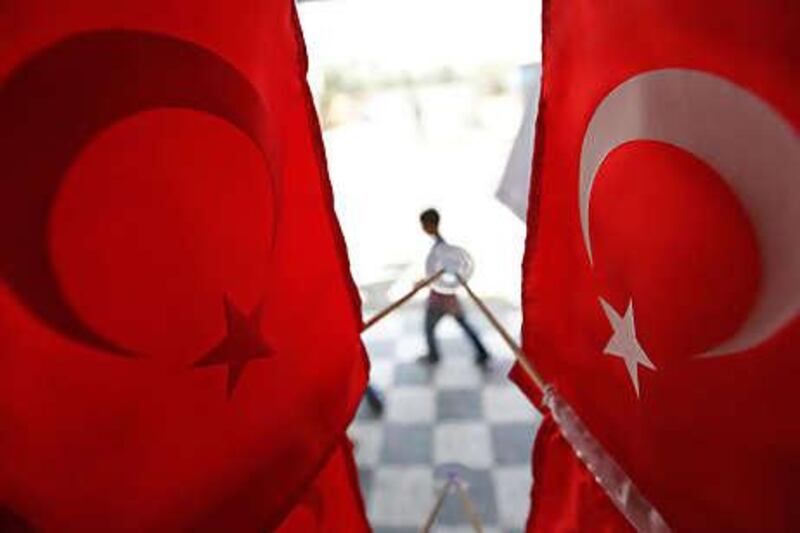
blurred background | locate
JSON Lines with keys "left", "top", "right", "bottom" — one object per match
{"left": 298, "top": 0, "right": 541, "bottom": 309}
{"left": 298, "top": 2, "right": 544, "bottom": 530}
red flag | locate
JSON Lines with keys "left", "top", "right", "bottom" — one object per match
{"left": 0, "top": 1, "right": 367, "bottom": 530}
{"left": 514, "top": 0, "right": 800, "bottom": 530}
{"left": 276, "top": 437, "right": 369, "bottom": 533}
{"left": 524, "top": 414, "right": 628, "bottom": 533}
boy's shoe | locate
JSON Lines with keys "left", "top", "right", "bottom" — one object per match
{"left": 416, "top": 353, "right": 440, "bottom": 365}
{"left": 475, "top": 354, "right": 492, "bottom": 371}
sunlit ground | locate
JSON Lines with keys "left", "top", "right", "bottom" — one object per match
{"left": 298, "top": 0, "right": 541, "bottom": 308}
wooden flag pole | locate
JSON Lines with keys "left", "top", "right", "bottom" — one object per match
{"left": 419, "top": 478, "right": 453, "bottom": 533}
{"left": 456, "top": 277, "right": 673, "bottom": 531}
{"left": 420, "top": 474, "right": 485, "bottom": 533}
{"left": 456, "top": 274, "right": 546, "bottom": 392}
{"left": 362, "top": 269, "right": 444, "bottom": 332}
{"left": 361, "top": 269, "right": 546, "bottom": 389}
{"left": 454, "top": 479, "right": 484, "bottom": 533}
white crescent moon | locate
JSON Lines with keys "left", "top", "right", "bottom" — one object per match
{"left": 579, "top": 68, "right": 800, "bottom": 357}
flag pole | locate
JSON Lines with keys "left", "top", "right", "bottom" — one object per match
{"left": 453, "top": 478, "right": 484, "bottom": 533}
{"left": 456, "top": 275, "right": 671, "bottom": 531}
{"left": 456, "top": 274, "right": 545, "bottom": 391}
{"left": 419, "top": 477, "right": 453, "bottom": 533}
{"left": 362, "top": 269, "right": 444, "bottom": 331}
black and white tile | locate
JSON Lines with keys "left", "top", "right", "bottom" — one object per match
{"left": 351, "top": 300, "right": 542, "bottom": 531}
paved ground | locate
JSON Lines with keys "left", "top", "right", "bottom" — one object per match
{"left": 350, "top": 299, "right": 543, "bottom": 532}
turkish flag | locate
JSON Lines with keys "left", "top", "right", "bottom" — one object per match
{"left": 513, "top": 0, "right": 800, "bottom": 531}
{"left": 523, "top": 414, "right": 628, "bottom": 532}
{"left": 276, "top": 437, "right": 369, "bottom": 533}
{"left": 0, "top": 1, "right": 368, "bottom": 530}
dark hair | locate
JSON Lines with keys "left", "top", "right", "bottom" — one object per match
{"left": 419, "top": 208, "right": 440, "bottom": 226}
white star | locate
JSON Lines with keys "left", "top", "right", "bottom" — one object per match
{"left": 599, "top": 298, "right": 656, "bottom": 397}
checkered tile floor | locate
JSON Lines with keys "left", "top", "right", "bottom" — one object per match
{"left": 350, "top": 300, "right": 543, "bottom": 532}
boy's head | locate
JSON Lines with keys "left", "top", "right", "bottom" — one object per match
{"left": 419, "top": 208, "right": 440, "bottom": 236}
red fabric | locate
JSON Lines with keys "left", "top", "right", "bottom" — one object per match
{"left": 276, "top": 436, "right": 370, "bottom": 533}
{"left": 526, "top": 414, "right": 630, "bottom": 533}
{"left": 514, "top": 0, "right": 800, "bottom": 531}
{"left": 0, "top": 1, "right": 367, "bottom": 531}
